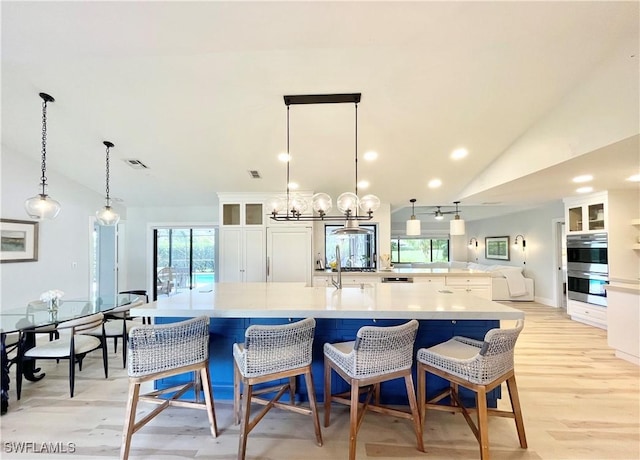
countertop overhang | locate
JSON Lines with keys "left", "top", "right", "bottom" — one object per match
{"left": 131, "top": 282, "right": 524, "bottom": 320}
{"left": 315, "top": 268, "right": 488, "bottom": 277}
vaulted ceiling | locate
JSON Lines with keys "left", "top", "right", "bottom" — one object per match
{"left": 2, "top": 2, "right": 638, "bottom": 222}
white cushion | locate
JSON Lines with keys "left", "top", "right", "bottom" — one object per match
{"left": 83, "top": 320, "right": 136, "bottom": 337}
{"left": 25, "top": 335, "right": 102, "bottom": 358}
{"left": 424, "top": 337, "right": 481, "bottom": 360}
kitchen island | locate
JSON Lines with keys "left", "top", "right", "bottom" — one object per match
{"left": 131, "top": 282, "right": 524, "bottom": 404}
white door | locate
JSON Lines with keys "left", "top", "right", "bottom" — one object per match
{"left": 267, "top": 227, "right": 312, "bottom": 284}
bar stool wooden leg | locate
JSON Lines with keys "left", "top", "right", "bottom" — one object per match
{"left": 507, "top": 375, "right": 527, "bottom": 448}
{"left": 238, "top": 383, "right": 253, "bottom": 460}
{"left": 304, "top": 369, "right": 323, "bottom": 446}
{"left": 289, "top": 376, "right": 296, "bottom": 403}
{"left": 404, "top": 374, "right": 424, "bottom": 452}
{"left": 200, "top": 365, "right": 218, "bottom": 437}
{"left": 233, "top": 363, "right": 242, "bottom": 425}
{"left": 349, "top": 379, "right": 360, "bottom": 460}
{"left": 324, "top": 358, "right": 332, "bottom": 427}
{"left": 120, "top": 382, "right": 140, "bottom": 460}
{"left": 417, "top": 361, "right": 426, "bottom": 426}
{"left": 476, "top": 387, "right": 489, "bottom": 460}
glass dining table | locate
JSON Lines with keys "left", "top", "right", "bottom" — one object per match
{"left": 0, "top": 294, "right": 141, "bottom": 414}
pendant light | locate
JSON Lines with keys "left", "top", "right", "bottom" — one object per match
{"left": 449, "top": 201, "right": 465, "bottom": 235}
{"left": 269, "top": 93, "right": 380, "bottom": 232}
{"left": 406, "top": 198, "right": 421, "bottom": 236}
{"left": 24, "top": 93, "right": 61, "bottom": 220}
{"left": 96, "top": 141, "right": 120, "bottom": 226}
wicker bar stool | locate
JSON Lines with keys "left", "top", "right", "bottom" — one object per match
{"left": 120, "top": 316, "right": 217, "bottom": 460}
{"left": 233, "top": 317, "right": 322, "bottom": 460}
{"left": 323, "top": 319, "right": 424, "bottom": 460}
{"left": 416, "top": 320, "right": 527, "bottom": 460}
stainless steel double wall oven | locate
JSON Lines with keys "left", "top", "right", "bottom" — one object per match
{"left": 566, "top": 233, "right": 608, "bottom": 307}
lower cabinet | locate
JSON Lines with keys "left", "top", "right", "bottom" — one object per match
{"left": 413, "top": 277, "right": 445, "bottom": 288}
{"left": 567, "top": 299, "right": 607, "bottom": 329}
{"left": 445, "top": 276, "right": 491, "bottom": 300}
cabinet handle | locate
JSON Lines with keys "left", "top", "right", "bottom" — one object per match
{"left": 266, "top": 256, "right": 270, "bottom": 278}
{"left": 451, "top": 320, "right": 457, "bottom": 324}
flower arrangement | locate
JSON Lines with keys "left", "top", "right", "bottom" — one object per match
{"left": 40, "top": 289, "right": 64, "bottom": 312}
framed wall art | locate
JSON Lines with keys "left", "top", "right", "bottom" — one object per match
{"left": 1, "top": 219, "right": 39, "bottom": 263}
{"left": 485, "top": 236, "right": 510, "bottom": 261}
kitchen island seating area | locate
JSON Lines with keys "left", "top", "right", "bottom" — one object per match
{"left": 120, "top": 315, "right": 218, "bottom": 460}
{"left": 233, "top": 317, "right": 322, "bottom": 460}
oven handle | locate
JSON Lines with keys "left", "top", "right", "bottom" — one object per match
{"left": 567, "top": 270, "right": 609, "bottom": 281}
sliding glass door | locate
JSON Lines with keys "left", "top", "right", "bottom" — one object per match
{"left": 153, "top": 227, "right": 215, "bottom": 300}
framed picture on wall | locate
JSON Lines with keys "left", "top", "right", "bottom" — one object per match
{"left": 1, "top": 219, "right": 39, "bottom": 263}
{"left": 485, "top": 236, "right": 510, "bottom": 261}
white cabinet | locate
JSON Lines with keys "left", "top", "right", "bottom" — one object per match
{"left": 567, "top": 299, "right": 607, "bottom": 329}
{"left": 445, "top": 276, "right": 491, "bottom": 299}
{"left": 218, "top": 193, "right": 266, "bottom": 283}
{"left": 219, "top": 227, "right": 265, "bottom": 282}
{"left": 266, "top": 227, "right": 312, "bottom": 285}
{"left": 564, "top": 192, "right": 607, "bottom": 234}
{"left": 413, "top": 277, "right": 445, "bottom": 289}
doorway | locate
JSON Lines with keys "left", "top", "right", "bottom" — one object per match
{"left": 553, "top": 219, "right": 567, "bottom": 309}
{"left": 152, "top": 227, "right": 216, "bottom": 300}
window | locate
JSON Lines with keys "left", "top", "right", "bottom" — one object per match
{"left": 325, "top": 224, "right": 377, "bottom": 269}
{"left": 390, "top": 237, "right": 449, "bottom": 263}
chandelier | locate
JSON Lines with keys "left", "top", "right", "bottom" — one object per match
{"left": 25, "top": 92, "right": 61, "bottom": 220}
{"left": 268, "top": 93, "right": 380, "bottom": 232}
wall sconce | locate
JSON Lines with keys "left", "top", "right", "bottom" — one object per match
{"left": 468, "top": 237, "right": 478, "bottom": 261}
{"left": 513, "top": 234, "right": 526, "bottom": 249}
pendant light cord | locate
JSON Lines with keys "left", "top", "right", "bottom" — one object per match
{"left": 354, "top": 102, "right": 358, "bottom": 217}
{"left": 286, "top": 105, "right": 290, "bottom": 213}
{"left": 105, "top": 144, "right": 111, "bottom": 202}
{"left": 40, "top": 98, "right": 49, "bottom": 196}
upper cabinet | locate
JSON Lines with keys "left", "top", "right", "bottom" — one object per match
{"left": 222, "top": 202, "right": 264, "bottom": 226}
{"left": 564, "top": 192, "right": 607, "bottom": 234}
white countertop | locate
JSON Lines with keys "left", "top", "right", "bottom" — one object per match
{"left": 314, "top": 268, "right": 488, "bottom": 277}
{"left": 131, "top": 282, "right": 524, "bottom": 320}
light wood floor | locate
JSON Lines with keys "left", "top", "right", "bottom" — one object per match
{"left": 1, "top": 302, "right": 638, "bottom": 459}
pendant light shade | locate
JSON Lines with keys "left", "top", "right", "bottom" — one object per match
{"left": 449, "top": 201, "right": 465, "bottom": 235}
{"left": 96, "top": 141, "right": 120, "bottom": 226}
{"left": 25, "top": 92, "right": 61, "bottom": 220}
{"left": 406, "top": 198, "right": 421, "bottom": 236}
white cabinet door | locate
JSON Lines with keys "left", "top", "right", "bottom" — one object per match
{"left": 219, "top": 228, "right": 242, "bottom": 282}
{"left": 244, "top": 228, "right": 266, "bottom": 282}
{"left": 219, "top": 227, "right": 265, "bottom": 282}
{"left": 266, "top": 227, "right": 312, "bottom": 284}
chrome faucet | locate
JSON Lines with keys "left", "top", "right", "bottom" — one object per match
{"left": 331, "top": 245, "right": 342, "bottom": 289}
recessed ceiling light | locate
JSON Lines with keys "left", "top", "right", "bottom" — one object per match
{"left": 357, "top": 180, "right": 369, "bottom": 189}
{"left": 363, "top": 151, "right": 378, "bottom": 161}
{"left": 288, "top": 182, "right": 298, "bottom": 190}
{"left": 626, "top": 173, "right": 640, "bottom": 182}
{"left": 450, "top": 148, "right": 468, "bottom": 160}
{"left": 278, "top": 153, "right": 290, "bottom": 162}
{"left": 428, "top": 178, "right": 442, "bottom": 188}
{"left": 572, "top": 174, "right": 593, "bottom": 183}
{"left": 576, "top": 186, "right": 593, "bottom": 194}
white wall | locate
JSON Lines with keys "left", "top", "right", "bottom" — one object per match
{"left": 464, "top": 201, "right": 565, "bottom": 306}
{"left": 0, "top": 150, "right": 123, "bottom": 307}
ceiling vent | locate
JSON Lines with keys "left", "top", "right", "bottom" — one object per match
{"left": 124, "top": 159, "right": 149, "bottom": 170}
{"left": 248, "top": 170, "right": 261, "bottom": 179}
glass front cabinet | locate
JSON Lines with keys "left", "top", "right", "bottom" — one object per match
{"left": 564, "top": 192, "right": 607, "bottom": 234}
